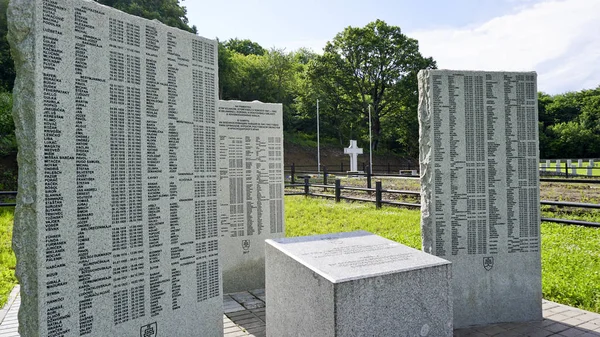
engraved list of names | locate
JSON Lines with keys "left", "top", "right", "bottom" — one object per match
{"left": 218, "top": 101, "right": 284, "bottom": 293}
{"left": 14, "top": 1, "right": 222, "bottom": 336}
{"left": 418, "top": 70, "right": 542, "bottom": 327}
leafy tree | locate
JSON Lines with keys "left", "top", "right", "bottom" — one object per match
{"left": 539, "top": 87, "right": 600, "bottom": 158}
{"left": 309, "top": 20, "right": 436, "bottom": 153}
{"left": 0, "top": 0, "right": 14, "bottom": 91}
{"left": 223, "top": 38, "right": 266, "bottom": 56}
{"left": 546, "top": 121, "right": 600, "bottom": 158}
{"left": 0, "top": 90, "right": 15, "bottom": 155}
{"left": 95, "top": 0, "right": 196, "bottom": 33}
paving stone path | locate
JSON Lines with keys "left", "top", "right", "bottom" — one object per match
{"left": 2, "top": 286, "right": 600, "bottom": 336}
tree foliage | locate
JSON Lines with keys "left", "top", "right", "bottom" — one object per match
{"left": 306, "top": 20, "right": 436, "bottom": 155}
{"left": 0, "top": 0, "right": 14, "bottom": 91}
{"left": 95, "top": 0, "right": 196, "bottom": 33}
{"left": 223, "top": 38, "right": 266, "bottom": 56}
{"left": 539, "top": 87, "right": 600, "bottom": 158}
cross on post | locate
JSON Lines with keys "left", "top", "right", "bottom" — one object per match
{"left": 344, "top": 140, "right": 363, "bottom": 172}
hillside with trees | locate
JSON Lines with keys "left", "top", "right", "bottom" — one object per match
{"left": 0, "top": 0, "right": 598, "bottom": 186}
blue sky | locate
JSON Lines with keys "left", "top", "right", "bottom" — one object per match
{"left": 185, "top": 0, "right": 600, "bottom": 94}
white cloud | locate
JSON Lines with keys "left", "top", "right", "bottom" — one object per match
{"left": 410, "top": 0, "right": 600, "bottom": 94}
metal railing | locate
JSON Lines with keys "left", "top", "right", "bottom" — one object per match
{"left": 286, "top": 178, "right": 600, "bottom": 228}
{"left": 0, "top": 191, "right": 16, "bottom": 207}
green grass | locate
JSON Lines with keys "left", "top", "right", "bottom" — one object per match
{"left": 285, "top": 196, "right": 600, "bottom": 313}
{"left": 541, "top": 222, "right": 600, "bottom": 312}
{"left": 0, "top": 207, "right": 16, "bottom": 308}
{"left": 286, "top": 196, "right": 422, "bottom": 249}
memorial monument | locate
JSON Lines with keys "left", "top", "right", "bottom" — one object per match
{"left": 265, "top": 231, "right": 453, "bottom": 337}
{"left": 418, "top": 70, "right": 542, "bottom": 327}
{"left": 343, "top": 140, "right": 363, "bottom": 172}
{"left": 218, "top": 100, "right": 284, "bottom": 293}
{"left": 8, "top": 0, "right": 222, "bottom": 336}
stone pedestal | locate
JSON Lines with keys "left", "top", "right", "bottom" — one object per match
{"left": 265, "top": 231, "right": 452, "bottom": 337}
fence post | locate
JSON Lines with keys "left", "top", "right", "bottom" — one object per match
{"left": 367, "top": 166, "right": 372, "bottom": 195}
{"left": 323, "top": 165, "right": 328, "bottom": 186}
{"left": 565, "top": 162, "right": 569, "bottom": 178}
{"left": 376, "top": 181, "right": 382, "bottom": 209}
{"left": 335, "top": 179, "right": 341, "bottom": 202}
{"left": 291, "top": 163, "right": 295, "bottom": 184}
{"left": 304, "top": 177, "right": 310, "bottom": 196}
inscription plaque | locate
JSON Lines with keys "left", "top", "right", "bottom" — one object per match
{"left": 8, "top": 1, "right": 222, "bottom": 336}
{"left": 418, "top": 70, "right": 542, "bottom": 328}
{"left": 218, "top": 100, "right": 284, "bottom": 293}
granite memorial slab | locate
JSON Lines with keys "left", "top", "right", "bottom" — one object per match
{"left": 418, "top": 70, "right": 542, "bottom": 328}
{"left": 265, "top": 231, "right": 453, "bottom": 337}
{"left": 8, "top": 0, "right": 222, "bottom": 336}
{"left": 218, "top": 100, "right": 284, "bottom": 293}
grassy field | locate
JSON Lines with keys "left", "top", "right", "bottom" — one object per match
{"left": 287, "top": 196, "right": 600, "bottom": 314}
{"left": 0, "top": 207, "right": 16, "bottom": 307}
{"left": 1, "top": 195, "right": 599, "bottom": 314}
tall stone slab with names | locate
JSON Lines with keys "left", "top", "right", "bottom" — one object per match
{"left": 418, "top": 70, "right": 542, "bottom": 328}
{"left": 8, "top": 0, "right": 222, "bottom": 336}
{"left": 218, "top": 100, "right": 284, "bottom": 293}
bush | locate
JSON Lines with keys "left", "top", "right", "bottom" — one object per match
{"left": 0, "top": 91, "right": 16, "bottom": 156}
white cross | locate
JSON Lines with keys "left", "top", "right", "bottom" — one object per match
{"left": 344, "top": 140, "right": 363, "bottom": 172}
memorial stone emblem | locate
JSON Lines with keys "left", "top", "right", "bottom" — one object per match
{"left": 8, "top": 0, "right": 223, "bottom": 336}
{"left": 218, "top": 100, "right": 284, "bottom": 293}
{"left": 418, "top": 70, "right": 542, "bottom": 328}
{"left": 343, "top": 140, "right": 363, "bottom": 172}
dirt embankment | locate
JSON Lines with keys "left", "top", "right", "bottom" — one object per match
{"left": 284, "top": 141, "right": 416, "bottom": 173}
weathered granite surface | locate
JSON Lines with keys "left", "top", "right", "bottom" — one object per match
{"left": 8, "top": 0, "right": 222, "bottom": 336}
{"left": 218, "top": 100, "right": 284, "bottom": 293}
{"left": 265, "top": 231, "right": 452, "bottom": 337}
{"left": 418, "top": 69, "right": 542, "bottom": 328}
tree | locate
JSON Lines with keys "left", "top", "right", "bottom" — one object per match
{"left": 309, "top": 20, "right": 436, "bottom": 154}
{"left": 0, "top": 0, "right": 15, "bottom": 91}
{"left": 95, "top": 0, "right": 196, "bottom": 33}
{"left": 223, "top": 38, "right": 266, "bottom": 56}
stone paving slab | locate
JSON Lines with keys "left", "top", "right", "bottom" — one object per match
{"left": 2, "top": 285, "right": 600, "bottom": 336}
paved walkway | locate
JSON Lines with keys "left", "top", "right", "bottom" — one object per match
{"left": 2, "top": 285, "right": 600, "bottom": 336}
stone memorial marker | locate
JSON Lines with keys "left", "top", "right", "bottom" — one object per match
{"left": 567, "top": 159, "right": 572, "bottom": 167}
{"left": 218, "top": 100, "right": 284, "bottom": 293}
{"left": 265, "top": 231, "right": 453, "bottom": 337}
{"left": 588, "top": 166, "right": 594, "bottom": 177}
{"left": 541, "top": 164, "right": 546, "bottom": 171}
{"left": 571, "top": 164, "right": 577, "bottom": 175}
{"left": 343, "top": 140, "right": 363, "bottom": 172}
{"left": 8, "top": 1, "right": 222, "bottom": 336}
{"left": 590, "top": 159, "right": 594, "bottom": 167}
{"left": 418, "top": 70, "right": 542, "bottom": 327}
{"left": 556, "top": 160, "right": 561, "bottom": 173}
{"left": 546, "top": 159, "right": 551, "bottom": 167}
{"left": 578, "top": 159, "right": 583, "bottom": 167}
